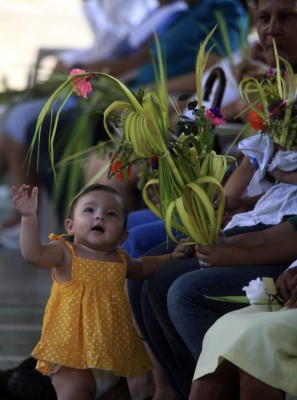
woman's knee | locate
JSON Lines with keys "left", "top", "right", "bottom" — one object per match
{"left": 168, "top": 274, "right": 193, "bottom": 310}
{"left": 167, "top": 269, "right": 207, "bottom": 315}
{"left": 239, "top": 370, "right": 285, "bottom": 400}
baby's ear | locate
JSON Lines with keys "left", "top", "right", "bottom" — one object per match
{"left": 65, "top": 218, "right": 74, "bottom": 236}
{"left": 118, "top": 230, "right": 129, "bottom": 245}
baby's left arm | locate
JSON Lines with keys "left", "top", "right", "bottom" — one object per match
{"left": 126, "top": 248, "right": 185, "bottom": 280}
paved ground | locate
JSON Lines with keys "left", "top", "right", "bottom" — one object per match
{"left": 0, "top": 247, "right": 50, "bottom": 370}
{"left": 0, "top": 183, "right": 52, "bottom": 370}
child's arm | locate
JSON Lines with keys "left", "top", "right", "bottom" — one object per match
{"left": 125, "top": 249, "right": 184, "bottom": 280}
{"left": 12, "top": 185, "right": 65, "bottom": 269}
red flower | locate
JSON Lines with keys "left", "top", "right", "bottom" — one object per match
{"left": 69, "top": 68, "right": 94, "bottom": 99}
{"left": 110, "top": 160, "right": 132, "bottom": 180}
{"left": 248, "top": 105, "right": 265, "bottom": 130}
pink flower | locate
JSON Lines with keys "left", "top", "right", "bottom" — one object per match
{"left": 69, "top": 68, "right": 93, "bottom": 99}
{"left": 205, "top": 107, "right": 226, "bottom": 125}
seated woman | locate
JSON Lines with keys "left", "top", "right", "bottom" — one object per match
{"left": 189, "top": 265, "right": 297, "bottom": 400}
{"left": 126, "top": 1, "right": 297, "bottom": 397}
{"left": 128, "top": 216, "right": 297, "bottom": 398}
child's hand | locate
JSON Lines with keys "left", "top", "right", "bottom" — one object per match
{"left": 12, "top": 185, "right": 38, "bottom": 217}
{"left": 172, "top": 237, "right": 195, "bottom": 260}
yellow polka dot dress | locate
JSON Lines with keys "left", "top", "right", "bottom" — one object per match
{"left": 32, "top": 235, "right": 152, "bottom": 377}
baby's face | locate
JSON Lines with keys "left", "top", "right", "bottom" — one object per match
{"left": 71, "top": 190, "right": 126, "bottom": 250}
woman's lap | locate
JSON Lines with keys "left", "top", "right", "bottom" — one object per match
{"left": 127, "top": 224, "right": 280, "bottom": 396}
{"left": 136, "top": 258, "right": 287, "bottom": 396}
{"left": 167, "top": 264, "right": 288, "bottom": 360}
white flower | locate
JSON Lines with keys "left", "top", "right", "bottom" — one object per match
{"left": 242, "top": 277, "right": 268, "bottom": 304}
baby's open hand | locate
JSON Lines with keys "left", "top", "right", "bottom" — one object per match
{"left": 172, "top": 237, "right": 195, "bottom": 260}
{"left": 11, "top": 185, "right": 38, "bottom": 217}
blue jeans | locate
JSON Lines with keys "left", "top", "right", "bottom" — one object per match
{"left": 128, "top": 241, "right": 196, "bottom": 399}
{"left": 167, "top": 264, "right": 288, "bottom": 360}
{"left": 148, "top": 260, "right": 287, "bottom": 397}
{"left": 123, "top": 209, "right": 179, "bottom": 258}
{"left": 127, "top": 224, "right": 288, "bottom": 398}
{"left": 123, "top": 209, "right": 165, "bottom": 258}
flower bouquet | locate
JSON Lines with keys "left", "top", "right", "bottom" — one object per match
{"left": 242, "top": 40, "right": 297, "bottom": 150}
{"left": 28, "top": 28, "right": 232, "bottom": 245}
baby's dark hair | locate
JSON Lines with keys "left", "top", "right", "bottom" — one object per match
{"left": 68, "top": 184, "right": 128, "bottom": 229}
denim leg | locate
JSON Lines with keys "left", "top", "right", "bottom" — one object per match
{"left": 123, "top": 209, "right": 182, "bottom": 258}
{"left": 126, "top": 209, "right": 160, "bottom": 230}
{"left": 167, "top": 264, "right": 288, "bottom": 361}
{"left": 147, "top": 258, "right": 199, "bottom": 397}
{"left": 127, "top": 279, "right": 184, "bottom": 398}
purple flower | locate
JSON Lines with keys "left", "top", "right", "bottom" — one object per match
{"left": 205, "top": 107, "right": 226, "bottom": 125}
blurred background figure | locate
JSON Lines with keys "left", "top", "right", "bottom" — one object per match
{"left": 0, "top": 0, "right": 158, "bottom": 90}
{"left": 0, "top": 0, "right": 179, "bottom": 247}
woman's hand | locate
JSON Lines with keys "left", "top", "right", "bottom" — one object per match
{"left": 269, "top": 167, "right": 297, "bottom": 185}
{"left": 276, "top": 268, "right": 297, "bottom": 309}
{"left": 195, "top": 242, "right": 244, "bottom": 267}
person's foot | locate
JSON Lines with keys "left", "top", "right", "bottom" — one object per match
{"left": 0, "top": 368, "right": 14, "bottom": 386}
{"left": 0, "top": 367, "right": 20, "bottom": 399}
{"left": 0, "top": 357, "right": 38, "bottom": 396}
{"left": 0, "top": 391, "right": 19, "bottom": 400}
{"left": 0, "top": 368, "right": 16, "bottom": 392}
{"left": 7, "top": 369, "right": 57, "bottom": 400}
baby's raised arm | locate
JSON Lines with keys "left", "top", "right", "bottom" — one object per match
{"left": 12, "top": 185, "right": 65, "bottom": 269}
